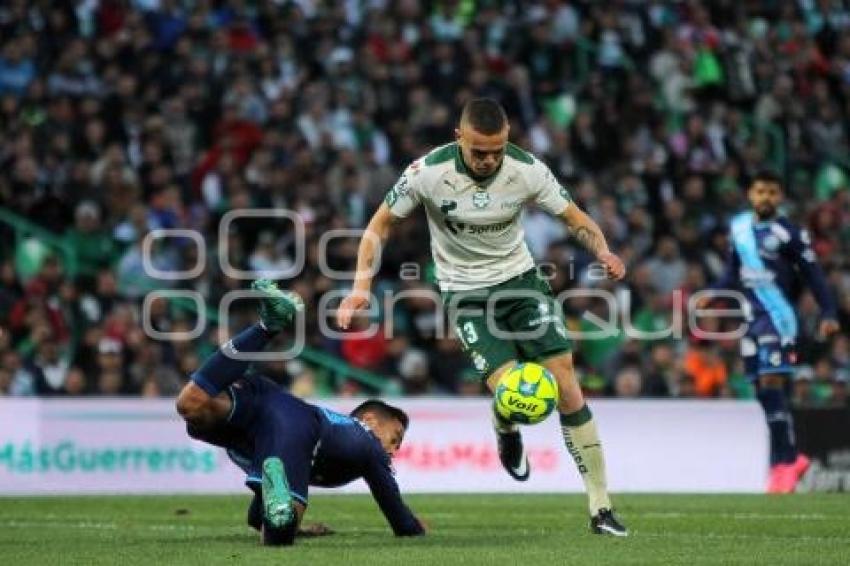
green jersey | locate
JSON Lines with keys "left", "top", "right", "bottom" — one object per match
{"left": 385, "top": 142, "right": 572, "bottom": 291}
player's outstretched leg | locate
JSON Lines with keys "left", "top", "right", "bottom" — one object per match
{"left": 544, "top": 353, "right": 627, "bottom": 537}
{"left": 494, "top": 413, "right": 530, "bottom": 481}
{"left": 261, "top": 457, "right": 297, "bottom": 546}
{"left": 486, "top": 362, "right": 530, "bottom": 481}
{"left": 252, "top": 278, "right": 304, "bottom": 333}
{"left": 176, "top": 279, "right": 303, "bottom": 426}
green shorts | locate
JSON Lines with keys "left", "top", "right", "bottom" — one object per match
{"left": 442, "top": 267, "right": 572, "bottom": 379}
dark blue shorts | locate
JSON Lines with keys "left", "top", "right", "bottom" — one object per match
{"left": 226, "top": 374, "right": 322, "bottom": 506}
{"left": 741, "top": 316, "right": 797, "bottom": 380}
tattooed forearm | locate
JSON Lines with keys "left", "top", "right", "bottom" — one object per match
{"left": 572, "top": 225, "right": 607, "bottom": 257}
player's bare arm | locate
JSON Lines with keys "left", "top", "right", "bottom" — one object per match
{"left": 560, "top": 205, "right": 626, "bottom": 280}
{"left": 337, "top": 203, "right": 399, "bottom": 329}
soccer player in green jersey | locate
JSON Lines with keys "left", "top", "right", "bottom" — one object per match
{"left": 337, "top": 98, "right": 627, "bottom": 536}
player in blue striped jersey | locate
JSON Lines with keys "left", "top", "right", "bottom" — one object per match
{"left": 705, "top": 171, "right": 840, "bottom": 492}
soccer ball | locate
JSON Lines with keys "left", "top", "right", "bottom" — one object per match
{"left": 494, "top": 363, "right": 559, "bottom": 425}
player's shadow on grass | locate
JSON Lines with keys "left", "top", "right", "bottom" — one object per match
{"left": 294, "top": 530, "right": 518, "bottom": 550}
{"left": 146, "top": 534, "right": 250, "bottom": 546}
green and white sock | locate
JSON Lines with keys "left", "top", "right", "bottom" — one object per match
{"left": 560, "top": 404, "right": 612, "bottom": 515}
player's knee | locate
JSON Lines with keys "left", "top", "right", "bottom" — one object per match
{"left": 175, "top": 383, "right": 209, "bottom": 422}
{"left": 485, "top": 361, "right": 516, "bottom": 392}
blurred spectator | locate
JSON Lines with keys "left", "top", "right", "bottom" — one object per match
{"left": 642, "top": 237, "right": 687, "bottom": 295}
{"left": 794, "top": 358, "right": 847, "bottom": 408}
{"left": 340, "top": 318, "right": 388, "bottom": 373}
{"left": 64, "top": 200, "right": 118, "bottom": 280}
{"left": 0, "top": 1, "right": 847, "bottom": 401}
{"left": 682, "top": 340, "right": 729, "bottom": 398}
{"left": 613, "top": 366, "right": 643, "bottom": 398}
{"left": 643, "top": 343, "right": 682, "bottom": 397}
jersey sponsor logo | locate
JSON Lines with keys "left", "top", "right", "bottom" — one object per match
{"left": 762, "top": 234, "right": 780, "bottom": 252}
{"left": 466, "top": 220, "right": 511, "bottom": 235}
{"left": 758, "top": 230, "right": 781, "bottom": 259}
{"left": 738, "top": 266, "right": 776, "bottom": 287}
{"left": 440, "top": 199, "right": 463, "bottom": 234}
{"left": 440, "top": 199, "right": 511, "bottom": 235}
{"left": 501, "top": 199, "right": 523, "bottom": 209}
{"left": 472, "top": 191, "right": 490, "bottom": 209}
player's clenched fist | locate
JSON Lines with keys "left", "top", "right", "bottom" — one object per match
{"left": 336, "top": 292, "right": 370, "bottom": 329}
{"left": 599, "top": 251, "right": 626, "bottom": 281}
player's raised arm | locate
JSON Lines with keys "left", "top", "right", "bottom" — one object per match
{"left": 560, "top": 205, "right": 626, "bottom": 281}
{"left": 338, "top": 162, "right": 422, "bottom": 329}
{"left": 337, "top": 202, "right": 397, "bottom": 330}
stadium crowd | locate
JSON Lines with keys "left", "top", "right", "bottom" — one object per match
{"left": 0, "top": 0, "right": 848, "bottom": 405}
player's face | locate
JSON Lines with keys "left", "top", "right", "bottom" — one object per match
{"left": 456, "top": 123, "right": 509, "bottom": 179}
{"left": 748, "top": 180, "right": 783, "bottom": 219}
{"left": 369, "top": 416, "right": 405, "bottom": 457}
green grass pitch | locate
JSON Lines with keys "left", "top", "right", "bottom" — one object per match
{"left": 1, "top": 494, "right": 848, "bottom": 565}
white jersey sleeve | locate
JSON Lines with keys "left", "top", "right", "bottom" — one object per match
{"left": 384, "top": 160, "right": 423, "bottom": 218}
{"left": 530, "top": 159, "right": 572, "bottom": 216}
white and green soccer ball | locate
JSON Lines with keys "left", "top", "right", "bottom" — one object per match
{"left": 494, "top": 363, "right": 559, "bottom": 425}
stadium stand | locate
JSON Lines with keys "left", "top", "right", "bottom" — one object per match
{"left": 0, "top": 0, "right": 847, "bottom": 404}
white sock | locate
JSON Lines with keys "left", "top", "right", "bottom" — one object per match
{"left": 560, "top": 406, "right": 612, "bottom": 515}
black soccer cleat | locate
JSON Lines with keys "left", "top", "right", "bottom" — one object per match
{"left": 497, "top": 430, "right": 530, "bottom": 481}
{"left": 590, "top": 508, "right": 628, "bottom": 537}
{"left": 247, "top": 493, "right": 262, "bottom": 531}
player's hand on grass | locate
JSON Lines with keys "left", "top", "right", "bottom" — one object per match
{"left": 337, "top": 291, "right": 370, "bottom": 329}
{"left": 818, "top": 319, "right": 840, "bottom": 339}
{"left": 598, "top": 251, "right": 626, "bottom": 280}
{"left": 297, "top": 522, "right": 335, "bottom": 537}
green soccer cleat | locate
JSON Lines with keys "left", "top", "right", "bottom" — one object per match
{"left": 262, "top": 457, "right": 295, "bottom": 529}
{"left": 252, "top": 279, "right": 304, "bottom": 333}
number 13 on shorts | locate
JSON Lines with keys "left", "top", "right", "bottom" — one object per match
{"left": 456, "top": 321, "right": 479, "bottom": 348}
